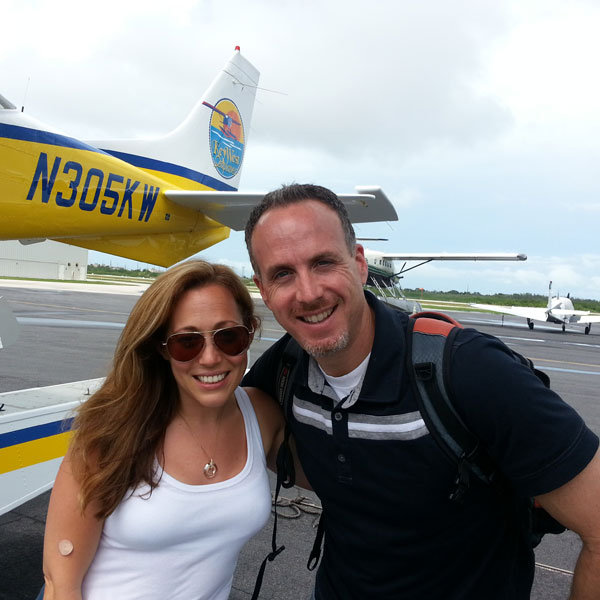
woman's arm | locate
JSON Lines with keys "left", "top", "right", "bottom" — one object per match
{"left": 244, "top": 386, "right": 312, "bottom": 490}
{"left": 41, "top": 450, "right": 104, "bottom": 600}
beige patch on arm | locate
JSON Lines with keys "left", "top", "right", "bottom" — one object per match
{"left": 58, "top": 539, "right": 74, "bottom": 556}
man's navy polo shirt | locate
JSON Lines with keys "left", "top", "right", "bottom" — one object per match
{"left": 243, "top": 292, "right": 598, "bottom": 599}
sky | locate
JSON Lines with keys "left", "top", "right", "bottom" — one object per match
{"left": 3, "top": 0, "right": 600, "bottom": 299}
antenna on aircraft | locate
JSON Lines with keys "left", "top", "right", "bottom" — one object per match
{"left": 21, "top": 76, "right": 30, "bottom": 113}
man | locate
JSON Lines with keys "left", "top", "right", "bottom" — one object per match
{"left": 243, "top": 183, "right": 600, "bottom": 599}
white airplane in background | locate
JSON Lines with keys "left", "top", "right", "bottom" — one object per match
{"left": 472, "top": 281, "right": 600, "bottom": 334}
{"left": 363, "top": 249, "right": 527, "bottom": 314}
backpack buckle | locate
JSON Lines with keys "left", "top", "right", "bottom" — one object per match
{"left": 414, "top": 362, "right": 434, "bottom": 381}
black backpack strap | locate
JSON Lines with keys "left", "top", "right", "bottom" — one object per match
{"left": 407, "top": 313, "right": 502, "bottom": 503}
{"left": 407, "top": 313, "right": 564, "bottom": 547}
{"left": 251, "top": 338, "right": 304, "bottom": 598}
{"left": 275, "top": 336, "right": 304, "bottom": 486}
{"left": 250, "top": 427, "right": 292, "bottom": 600}
{"left": 275, "top": 337, "right": 326, "bottom": 570}
{"left": 307, "top": 513, "right": 325, "bottom": 571}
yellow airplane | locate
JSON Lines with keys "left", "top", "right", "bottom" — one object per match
{"left": 0, "top": 48, "right": 398, "bottom": 516}
{"left": 0, "top": 47, "right": 397, "bottom": 268}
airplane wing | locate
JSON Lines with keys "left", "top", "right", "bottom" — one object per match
{"left": 559, "top": 312, "right": 600, "bottom": 324}
{"left": 164, "top": 185, "right": 398, "bottom": 230}
{"left": 379, "top": 253, "right": 527, "bottom": 261}
{"left": 470, "top": 304, "right": 547, "bottom": 320}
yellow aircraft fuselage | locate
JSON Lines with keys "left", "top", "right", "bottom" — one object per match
{"left": 0, "top": 122, "right": 229, "bottom": 266}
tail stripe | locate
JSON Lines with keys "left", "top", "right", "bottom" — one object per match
{"left": 100, "top": 149, "right": 236, "bottom": 191}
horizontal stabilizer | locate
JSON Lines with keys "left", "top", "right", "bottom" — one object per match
{"left": 164, "top": 185, "right": 398, "bottom": 230}
{"left": 568, "top": 314, "right": 600, "bottom": 324}
{"left": 552, "top": 308, "right": 592, "bottom": 317}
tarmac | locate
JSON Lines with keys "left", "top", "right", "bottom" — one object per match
{"left": 1, "top": 280, "right": 600, "bottom": 599}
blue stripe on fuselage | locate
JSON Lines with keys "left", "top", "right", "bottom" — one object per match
{"left": 0, "top": 418, "right": 74, "bottom": 449}
{"left": 0, "top": 122, "right": 109, "bottom": 154}
{"left": 1, "top": 123, "right": 235, "bottom": 192}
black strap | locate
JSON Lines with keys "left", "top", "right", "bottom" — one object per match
{"left": 250, "top": 486, "right": 285, "bottom": 599}
{"left": 251, "top": 374, "right": 301, "bottom": 599}
{"left": 307, "top": 514, "right": 325, "bottom": 571}
{"left": 276, "top": 337, "right": 303, "bottom": 413}
{"left": 250, "top": 433, "right": 292, "bottom": 600}
{"left": 407, "top": 316, "right": 506, "bottom": 502}
{"left": 277, "top": 425, "right": 296, "bottom": 489}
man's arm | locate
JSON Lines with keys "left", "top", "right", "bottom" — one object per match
{"left": 535, "top": 447, "right": 600, "bottom": 600}
{"left": 244, "top": 335, "right": 312, "bottom": 489}
{"left": 245, "top": 386, "right": 311, "bottom": 489}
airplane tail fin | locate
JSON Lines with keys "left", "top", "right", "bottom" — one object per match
{"left": 89, "top": 48, "right": 259, "bottom": 192}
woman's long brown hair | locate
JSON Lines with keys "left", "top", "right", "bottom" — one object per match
{"left": 69, "top": 260, "right": 259, "bottom": 519}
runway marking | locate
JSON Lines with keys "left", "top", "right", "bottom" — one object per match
{"left": 499, "top": 335, "right": 600, "bottom": 350}
{"left": 563, "top": 341, "right": 600, "bottom": 349}
{"left": 14, "top": 299, "right": 130, "bottom": 317}
{"left": 529, "top": 357, "right": 600, "bottom": 369}
{"left": 535, "top": 366, "right": 600, "bottom": 375}
{"left": 498, "top": 335, "right": 546, "bottom": 343}
{"left": 17, "top": 317, "right": 124, "bottom": 329}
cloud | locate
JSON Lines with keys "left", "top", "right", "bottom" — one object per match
{"left": 4, "top": 0, "right": 600, "bottom": 299}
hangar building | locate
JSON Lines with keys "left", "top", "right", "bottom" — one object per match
{"left": 0, "top": 241, "right": 88, "bottom": 280}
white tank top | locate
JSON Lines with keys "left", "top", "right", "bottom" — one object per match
{"left": 81, "top": 387, "right": 271, "bottom": 600}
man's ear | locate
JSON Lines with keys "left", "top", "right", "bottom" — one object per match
{"left": 354, "top": 244, "right": 369, "bottom": 285}
{"left": 253, "top": 275, "right": 271, "bottom": 310}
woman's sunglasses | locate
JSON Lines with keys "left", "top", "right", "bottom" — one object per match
{"left": 162, "top": 325, "right": 254, "bottom": 362}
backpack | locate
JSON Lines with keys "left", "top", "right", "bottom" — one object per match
{"left": 406, "top": 310, "right": 566, "bottom": 548}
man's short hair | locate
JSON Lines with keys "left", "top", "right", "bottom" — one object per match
{"left": 245, "top": 183, "right": 357, "bottom": 277}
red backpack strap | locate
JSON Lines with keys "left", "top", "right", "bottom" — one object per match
{"left": 410, "top": 311, "right": 464, "bottom": 333}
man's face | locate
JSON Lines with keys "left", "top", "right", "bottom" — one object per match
{"left": 251, "top": 200, "right": 372, "bottom": 374}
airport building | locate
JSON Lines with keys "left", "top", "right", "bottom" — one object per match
{"left": 0, "top": 240, "right": 88, "bottom": 280}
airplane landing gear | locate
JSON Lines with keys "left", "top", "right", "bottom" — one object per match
{"left": 585, "top": 325, "right": 591, "bottom": 335}
{"left": 562, "top": 323, "right": 566, "bottom": 332}
{"left": 527, "top": 319, "right": 534, "bottom": 330}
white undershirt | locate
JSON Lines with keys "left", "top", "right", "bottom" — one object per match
{"left": 320, "top": 353, "right": 371, "bottom": 401}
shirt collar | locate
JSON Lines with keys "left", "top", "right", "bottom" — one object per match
{"left": 304, "top": 291, "right": 408, "bottom": 406}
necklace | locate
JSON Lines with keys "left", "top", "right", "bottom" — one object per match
{"left": 180, "top": 408, "right": 225, "bottom": 479}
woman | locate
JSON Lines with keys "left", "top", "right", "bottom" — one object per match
{"left": 40, "top": 260, "right": 285, "bottom": 599}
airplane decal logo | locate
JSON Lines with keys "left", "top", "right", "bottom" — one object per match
{"left": 204, "top": 98, "right": 244, "bottom": 179}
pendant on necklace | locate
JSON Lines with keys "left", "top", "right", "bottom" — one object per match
{"left": 203, "top": 459, "right": 218, "bottom": 479}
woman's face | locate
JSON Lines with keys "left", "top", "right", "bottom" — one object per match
{"left": 164, "top": 283, "right": 250, "bottom": 413}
